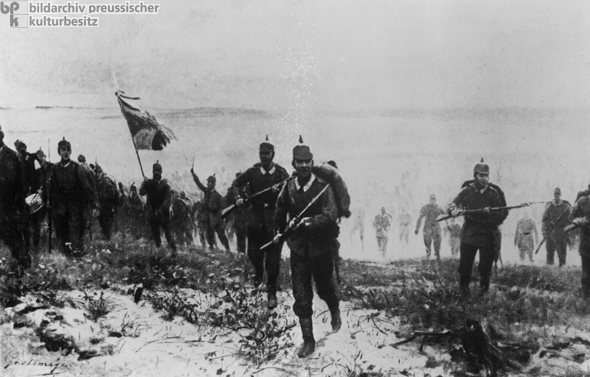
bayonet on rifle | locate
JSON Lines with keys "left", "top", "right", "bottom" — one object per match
{"left": 260, "top": 183, "right": 331, "bottom": 250}
{"left": 436, "top": 201, "right": 545, "bottom": 223}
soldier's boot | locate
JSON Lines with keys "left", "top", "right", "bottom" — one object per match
{"left": 267, "top": 291, "right": 278, "bottom": 310}
{"left": 459, "top": 276, "right": 470, "bottom": 297}
{"left": 297, "top": 317, "right": 315, "bottom": 358}
{"left": 329, "top": 306, "right": 342, "bottom": 332}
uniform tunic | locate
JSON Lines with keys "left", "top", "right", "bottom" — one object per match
{"left": 232, "top": 163, "right": 289, "bottom": 289}
{"left": 449, "top": 182, "right": 507, "bottom": 290}
{"left": 274, "top": 174, "right": 339, "bottom": 318}
{"left": 415, "top": 203, "right": 446, "bottom": 258}
{"left": 542, "top": 201, "right": 571, "bottom": 266}
{"left": 140, "top": 178, "right": 176, "bottom": 251}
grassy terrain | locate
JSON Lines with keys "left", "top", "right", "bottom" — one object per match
{"left": 2, "top": 236, "right": 590, "bottom": 375}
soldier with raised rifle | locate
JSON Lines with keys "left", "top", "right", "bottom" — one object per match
{"left": 190, "top": 169, "right": 231, "bottom": 253}
{"left": 447, "top": 159, "right": 508, "bottom": 294}
{"left": 273, "top": 138, "right": 341, "bottom": 358}
{"left": 230, "top": 136, "right": 289, "bottom": 309}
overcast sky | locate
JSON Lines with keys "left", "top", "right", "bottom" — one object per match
{"left": 0, "top": 0, "right": 589, "bottom": 110}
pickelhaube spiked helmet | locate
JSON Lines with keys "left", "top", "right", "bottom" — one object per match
{"left": 474, "top": 158, "right": 489, "bottom": 175}
{"left": 293, "top": 135, "right": 313, "bottom": 160}
{"left": 259, "top": 134, "right": 274, "bottom": 152}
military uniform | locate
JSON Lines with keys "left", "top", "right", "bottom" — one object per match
{"left": 542, "top": 198, "right": 571, "bottom": 266}
{"left": 0, "top": 141, "right": 29, "bottom": 270}
{"left": 126, "top": 185, "right": 146, "bottom": 240}
{"left": 171, "top": 192, "right": 193, "bottom": 246}
{"left": 274, "top": 140, "right": 341, "bottom": 358}
{"left": 96, "top": 170, "right": 119, "bottom": 240}
{"left": 225, "top": 182, "right": 248, "bottom": 254}
{"left": 30, "top": 151, "right": 52, "bottom": 253}
{"left": 514, "top": 217, "right": 538, "bottom": 262}
{"left": 398, "top": 211, "right": 412, "bottom": 244}
{"left": 192, "top": 174, "right": 230, "bottom": 252}
{"left": 50, "top": 151, "right": 98, "bottom": 256}
{"left": 140, "top": 173, "right": 176, "bottom": 251}
{"left": 449, "top": 160, "right": 507, "bottom": 292}
{"left": 373, "top": 211, "right": 391, "bottom": 256}
{"left": 232, "top": 162, "right": 289, "bottom": 291}
{"left": 415, "top": 200, "right": 446, "bottom": 259}
{"left": 569, "top": 197, "right": 590, "bottom": 297}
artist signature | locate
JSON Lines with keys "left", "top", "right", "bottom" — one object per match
{"left": 4, "top": 352, "right": 70, "bottom": 375}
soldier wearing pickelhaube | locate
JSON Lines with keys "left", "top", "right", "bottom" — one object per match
{"left": 273, "top": 137, "right": 341, "bottom": 358}
{"left": 0, "top": 126, "right": 29, "bottom": 272}
{"left": 139, "top": 161, "right": 177, "bottom": 253}
{"left": 232, "top": 135, "right": 289, "bottom": 309}
{"left": 448, "top": 158, "right": 507, "bottom": 294}
{"left": 191, "top": 169, "right": 231, "bottom": 252}
{"left": 50, "top": 137, "right": 98, "bottom": 257}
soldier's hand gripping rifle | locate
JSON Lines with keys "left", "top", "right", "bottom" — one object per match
{"left": 535, "top": 206, "right": 571, "bottom": 255}
{"left": 260, "top": 183, "right": 331, "bottom": 250}
{"left": 222, "top": 176, "right": 295, "bottom": 219}
{"left": 436, "top": 201, "right": 545, "bottom": 223}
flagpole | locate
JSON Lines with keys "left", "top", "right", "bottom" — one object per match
{"left": 111, "top": 69, "right": 146, "bottom": 180}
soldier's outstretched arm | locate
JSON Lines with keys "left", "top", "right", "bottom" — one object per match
{"left": 191, "top": 170, "right": 207, "bottom": 193}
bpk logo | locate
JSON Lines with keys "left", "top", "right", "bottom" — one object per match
{"left": 1, "top": 1, "right": 27, "bottom": 28}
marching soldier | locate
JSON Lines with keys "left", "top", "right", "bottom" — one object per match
{"left": 0, "top": 127, "right": 29, "bottom": 272}
{"left": 95, "top": 164, "right": 119, "bottom": 240}
{"left": 226, "top": 173, "right": 248, "bottom": 254}
{"left": 127, "top": 183, "right": 146, "bottom": 240}
{"left": 273, "top": 139, "right": 341, "bottom": 358}
{"left": 415, "top": 194, "right": 446, "bottom": 259}
{"left": 193, "top": 199, "right": 209, "bottom": 247}
{"left": 398, "top": 205, "right": 412, "bottom": 253}
{"left": 373, "top": 207, "right": 391, "bottom": 257}
{"left": 231, "top": 137, "right": 289, "bottom": 309}
{"left": 448, "top": 159, "right": 507, "bottom": 294}
{"left": 140, "top": 161, "right": 176, "bottom": 253}
{"left": 50, "top": 138, "right": 98, "bottom": 257}
{"left": 514, "top": 208, "right": 538, "bottom": 263}
{"left": 541, "top": 187, "right": 571, "bottom": 266}
{"left": 190, "top": 169, "right": 231, "bottom": 252}
{"left": 171, "top": 190, "right": 194, "bottom": 247}
{"left": 446, "top": 218, "right": 461, "bottom": 257}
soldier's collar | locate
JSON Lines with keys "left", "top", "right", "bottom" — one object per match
{"left": 295, "top": 174, "right": 316, "bottom": 192}
{"left": 260, "top": 163, "right": 275, "bottom": 175}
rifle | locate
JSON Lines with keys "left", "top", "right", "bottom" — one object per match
{"left": 222, "top": 176, "right": 295, "bottom": 219}
{"left": 535, "top": 205, "right": 570, "bottom": 255}
{"left": 436, "top": 201, "right": 545, "bottom": 223}
{"left": 260, "top": 183, "right": 331, "bottom": 250}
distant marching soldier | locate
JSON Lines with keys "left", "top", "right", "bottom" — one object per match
{"left": 127, "top": 183, "right": 146, "bottom": 240}
{"left": 541, "top": 187, "right": 571, "bottom": 266}
{"left": 171, "top": 190, "right": 194, "bottom": 247}
{"left": 373, "top": 207, "right": 391, "bottom": 257}
{"left": 415, "top": 194, "right": 446, "bottom": 259}
{"left": 273, "top": 139, "right": 341, "bottom": 358}
{"left": 514, "top": 208, "right": 538, "bottom": 263}
{"left": 398, "top": 205, "right": 412, "bottom": 253}
{"left": 14, "top": 139, "right": 36, "bottom": 255}
{"left": 0, "top": 127, "right": 29, "bottom": 272}
{"left": 232, "top": 136, "right": 289, "bottom": 309}
{"left": 139, "top": 161, "right": 177, "bottom": 254}
{"left": 191, "top": 169, "right": 231, "bottom": 252}
{"left": 50, "top": 138, "right": 98, "bottom": 257}
{"left": 95, "top": 164, "right": 119, "bottom": 240}
{"left": 448, "top": 159, "right": 508, "bottom": 294}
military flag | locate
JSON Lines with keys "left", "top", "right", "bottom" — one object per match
{"left": 115, "top": 90, "right": 177, "bottom": 151}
